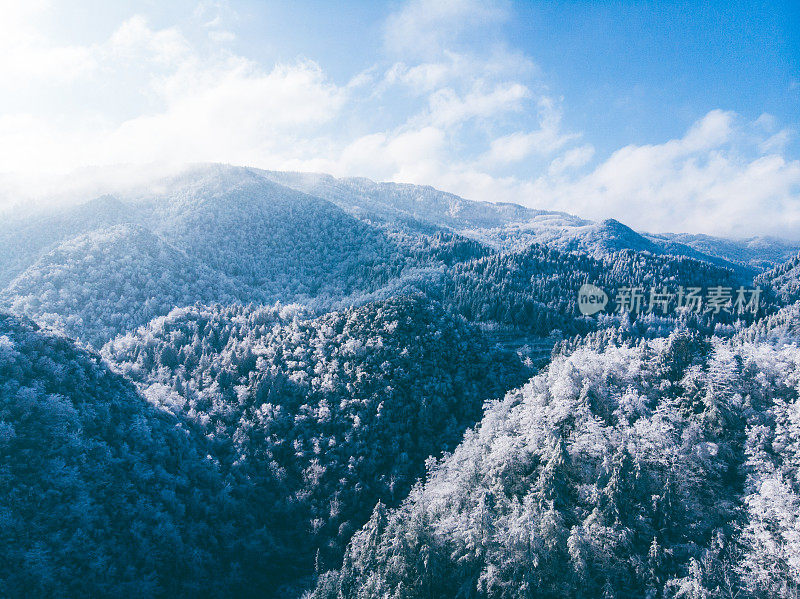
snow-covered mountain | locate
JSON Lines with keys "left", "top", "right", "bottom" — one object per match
{"left": 657, "top": 232, "right": 800, "bottom": 270}
{"left": 102, "top": 295, "right": 529, "bottom": 589}
{"left": 4, "top": 164, "right": 793, "bottom": 285}
{"left": 261, "top": 170, "right": 550, "bottom": 229}
{"left": 2, "top": 163, "right": 799, "bottom": 598}
{"left": 0, "top": 165, "right": 755, "bottom": 349}
{"left": 314, "top": 329, "right": 800, "bottom": 599}
{"left": 261, "top": 168, "right": 800, "bottom": 274}
{"left": 0, "top": 311, "right": 276, "bottom": 597}
{"left": 0, "top": 194, "right": 135, "bottom": 288}
{"left": 756, "top": 250, "right": 800, "bottom": 303}
{"left": 0, "top": 166, "right": 407, "bottom": 295}
{"left": 1, "top": 224, "right": 255, "bottom": 347}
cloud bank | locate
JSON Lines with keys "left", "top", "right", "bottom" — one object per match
{"left": 0, "top": 0, "right": 798, "bottom": 239}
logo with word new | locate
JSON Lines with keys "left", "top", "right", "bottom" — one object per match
{"left": 578, "top": 284, "right": 609, "bottom": 316}
{"left": 575, "top": 284, "right": 762, "bottom": 317}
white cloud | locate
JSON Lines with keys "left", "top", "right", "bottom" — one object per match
{"left": 1, "top": 1, "right": 799, "bottom": 240}
{"left": 483, "top": 97, "right": 580, "bottom": 164}
{"left": 384, "top": 0, "right": 509, "bottom": 59}
{"left": 0, "top": 15, "right": 346, "bottom": 174}
{"left": 0, "top": 0, "right": 97, "bottom": 84}
{"left": 103, "top": 58, "right": 345, "bottom": 167}
{"left": 108, "top": 16, "right": 192, "bottom": 65}
{"left": 532, "top": 111, "right": 800, "bottom": 239}
{"left": 548, "top": 144, "right": 595, "bottom": 175}
{"left": 680, "top": 109, "right": 734, "bottom": 151}
{"left": 383, "top": 48, "right": 537, "bottom": 96}
{"left": 426, "top": 83, "right": 529, "bottom": 127}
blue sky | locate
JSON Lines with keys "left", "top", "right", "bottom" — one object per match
{"left": 224, "top": 0, "right": 800, "bottom": 156}
{"left": 1, "top": 0, "right": 799, "bottom": 238}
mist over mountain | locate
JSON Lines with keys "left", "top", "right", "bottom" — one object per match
{"left": 261, "top": 170, "right": 549, "bottom": 230}
{"left": 656, "top": 233, "right": 800, "bottom": 271}
{"left": 1, "top": 224, "right": 253, "bottom": 347}
{"left": 0, "top": 195, "right": 136, "bottom": 288}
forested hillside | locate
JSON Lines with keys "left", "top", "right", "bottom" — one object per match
{"left": 0, "top": 195, "right": 134, "bottom": 288}
{"left": 103, "top": 296, "right": 530, "bottom": 589}
{"left": 1, "top": 167, "right": 761, "bottom": 354}
{"left": 736, "top": 301, "right": 800, "bottom": 344}
{"left": 439, "top": 243, "right": 755, "bottom": 336}
{"left": 0, "top": 225, "right": 255, "bottom": 348}
{"left": 756, "top": 251, "right": 800, "bottom": 303}
{"left": 314, "top": 328, "right": 800, "bottom": 598}
{"left": 0, "top": 312, "right": 281, "bottom": 598}
{"left": 134, "top": 166, "right": 407, "bottom": 296}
